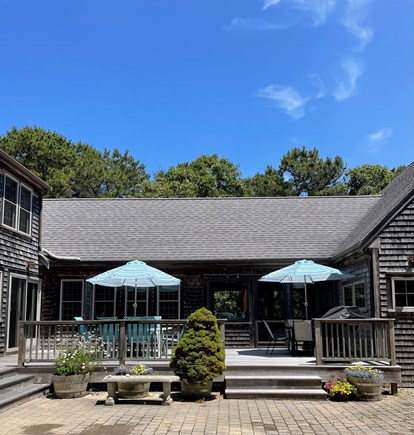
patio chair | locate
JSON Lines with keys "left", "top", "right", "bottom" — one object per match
{"left": 97, "top": 317, "right": 119, "bottom": 356}
{"left": 291, "top": 320, "right": 313, "bottom": 356}
{"left": 125, "top": 316, "right": 162, "bottom": 357}
{"left": 74, "top": 316, "right": 89, "bottom": 339}
{"left": 263, "top": 320, "right": 288, "bottom": 355}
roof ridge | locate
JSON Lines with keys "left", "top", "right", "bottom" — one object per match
{"left": 43, "top": 194, "right": 383, "bottom": 202}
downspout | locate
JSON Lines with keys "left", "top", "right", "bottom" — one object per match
{"left": 41, "top": 248, "right": 80, "bottom": 262}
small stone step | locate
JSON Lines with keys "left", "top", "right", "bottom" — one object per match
{"left": 225, "top": 375, "right": 323, "bottom": 389}
{"left": 225, "top": 388, "right": 328, "bottom": 400}
{"left": 0, "top": 383, "right": 50, "bottom": 409}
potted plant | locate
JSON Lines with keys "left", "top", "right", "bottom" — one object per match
{"left": 52, "top": 335, "right": 107, "bottom": 399}
{"left": 345, "top": 363, "right": 385, "bottom": 401}
{"left": 324, "top": 376, "right": 357, "bottom": 401}
{"left": 111, "top": 364, "right": 153, "bottom": 398}
{"left": 170, "top": 307, "right": 226, "bottom": 400}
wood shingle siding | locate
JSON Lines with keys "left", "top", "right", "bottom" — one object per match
{"left": 378, "top": 201, "right": 414, "bottom": 387}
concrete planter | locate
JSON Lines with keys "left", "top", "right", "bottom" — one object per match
{"left": 52, "top": 373, "right": 90, "bottom": 399}
{"left": 116, "top": 378, "right": 150, "bottom": 399}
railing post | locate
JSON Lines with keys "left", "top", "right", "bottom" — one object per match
{"left": 119, "top": 320, "right": 126, "bottom": 366}
{"left": 17, "top": 321, "right": 26, "bottom": 368}
{"left": 388, "top": 319, "right": 396, "bottom": 366}
{"left": 218, "top": 319, "right": 226, "bottom": 347}
{"left": 314, "top": 319, "right": 323, "bottom": 365}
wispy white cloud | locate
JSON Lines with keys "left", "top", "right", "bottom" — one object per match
{"left": 256, "top": 85, "right": 309, "bottom": 119}
{"left": 308, "top": 73, "right": 326, "bottom": 99}
{"left": 226, "top": 17, "right": 292, "bottom": 31}
{"left": 332, "top": 57, "right": 363, "bottom": 101}
{"left": 342, "top": 0, "right": 373, "bottom": 50}
{"left": 368, "top": 128, "right": 393, "bottom": 143}
{"left": 263, "top": 0, "right": 337, "bottom": 26}
{"left": 263, "top": 0, "right": 281, "bottom": 10}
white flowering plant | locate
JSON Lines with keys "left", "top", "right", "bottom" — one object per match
{"left": 54, "top": 335, "right": 107, "bottom": 376}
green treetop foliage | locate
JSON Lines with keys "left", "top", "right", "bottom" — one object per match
{"left": 243, "top": 165, "right": 289, "bottom": 197}
{"left": 0, "top": 126, "right": 77, "bottom": 197}
{"left": 0, "top": 126, "right": 404, "bottom": 198}
{"left": 279, "top": 146, "right": 346, "bottom": 196}
{"left": 345, "top": 164, "right": 406, "bottom": 195}
{"left": 150, "top": 154, "right": 245, "bottom": 198}
{"left": 0, "top": 126, "right": 150, "bottom": 198}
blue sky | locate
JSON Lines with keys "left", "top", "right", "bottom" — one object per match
{"left": 0, "top": 0, "right": 412, "bottom": 177}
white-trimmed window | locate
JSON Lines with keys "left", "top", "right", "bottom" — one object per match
{"left": 2, "top": 174, "right": 32, "bottom": 236}
{"left": 93, "top": 285, "right": 117, "bottom": 318}
{"left": 158, "top": 285, "right": 180, "bottom": 319}
{"left": 60, "top": 280, "right": 84, "bottom": 320}
{"left": 343, "top": 281, "right": 366, "bottom": 308}
{"left": 392, "top": 278, "right": 414, "bottom": 308}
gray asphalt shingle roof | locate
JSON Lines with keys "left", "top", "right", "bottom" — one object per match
{"left": 42, "top": 195, "right": 381, "bottom": 263}
{"left": 335, "top": 161, "right": 414, "bottom": 257}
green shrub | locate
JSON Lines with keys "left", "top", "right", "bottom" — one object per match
{"left": 170, "top": 307, "right": 226, "bottom": 385}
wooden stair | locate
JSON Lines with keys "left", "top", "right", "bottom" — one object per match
{"left": 0, "top": 367, "right": 50, "bottom": 409}
{"left": 225, "top": 375, "right": 328, "bottom": 400}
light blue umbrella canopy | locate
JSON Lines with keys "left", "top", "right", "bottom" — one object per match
{"left": 259, "top": 259, "right": 354, "bottom": 319}
{"left": 86, "top": 260, "right": 181, "bottom": 288}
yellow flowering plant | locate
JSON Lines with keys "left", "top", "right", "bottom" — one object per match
{"left": 324, "top": 376, "right": 357, "bottom": 399}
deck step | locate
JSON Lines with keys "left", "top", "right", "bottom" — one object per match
{"left": 225, "top": 375, "right": 323, "bottom": 389}
{"left": 225, "top": 388, "right": 328, "bottom": 400}
{"left": 0, "top": 370, "right": 51, "bottom": 409}
{"left": 0, "top": 383, "right": 50, "bottom": 409}
{"left": 224, "top": 375, "right": 327, "bottom": 400}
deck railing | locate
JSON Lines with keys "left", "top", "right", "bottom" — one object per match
{"left": 314, "top": 318, "right": 396, "bottom": 365}
{"left": 18, "top": 318, "right": 227, "bottom": 368}
{"left": 17, "top": 319, "right": 190, "bottom": 367}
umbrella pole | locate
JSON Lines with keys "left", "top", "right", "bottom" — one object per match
{"left": 304, "top": 278, "right": 309, "bottom": 320}
{"left": 134, "top": 279, "right": 137, "bottom": 317}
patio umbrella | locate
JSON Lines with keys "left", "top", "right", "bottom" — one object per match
{"left": 258, "top": 259, "right": 354, "bottom": 320}
{"left": 86, "top": 260, "right": 181, "bottom": 316}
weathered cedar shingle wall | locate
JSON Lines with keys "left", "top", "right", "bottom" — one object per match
{"left": 0, "top": 170, "right": 42, "bottom": 355}
{"left": 378, "top": 201, "right": 414, "bottom": 387}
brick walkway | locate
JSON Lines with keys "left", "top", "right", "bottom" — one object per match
{"left": 1, "top": 389, "right": 413, "bottom": 435}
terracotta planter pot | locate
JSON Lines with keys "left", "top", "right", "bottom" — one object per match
{"left": 116, "top": 379, "right": 150, "bottom": 399}
{"left": 52, "top": 373, "right": 90, "bottom": 399}
{"left": 180, "top": 381, "right": 213, "bottom": 400}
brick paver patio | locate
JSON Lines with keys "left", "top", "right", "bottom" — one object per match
{"left": 1, "top": 389, "right": 413, "bottom": 434}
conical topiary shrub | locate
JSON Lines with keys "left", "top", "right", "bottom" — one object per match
{"left": 170, "top": 307, "right": 226, "bottom": 398}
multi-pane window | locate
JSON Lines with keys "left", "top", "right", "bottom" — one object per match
{"left": 393, "top": 279, "right": 414, "bottom": 308}
{"left": 343, "top": 281, "right": 365, "bottom": 307}
{"left": 158, "top": 286, "right": 180, "bottom": 319}
{"left": 94, "top": 286, "right": 116, "bottom": 318}
{"left": 2, "top": 175, "right": 32, "bottom": 235}
{"left": 60, "top": 280, "right": 83, "bottom": 320}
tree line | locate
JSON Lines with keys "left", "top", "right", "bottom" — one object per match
{"left": 0, "top": 126, "right": 405, "bottom": 198}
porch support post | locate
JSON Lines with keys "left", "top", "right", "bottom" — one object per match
{"left": 314, "top": 319, "right": 323, "bottom": 365}
{"left": 119, "top": 320, "right": 126, "bottom": 366}
{"left": 17, "top": 321, "right": 26, "bottom": 368}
